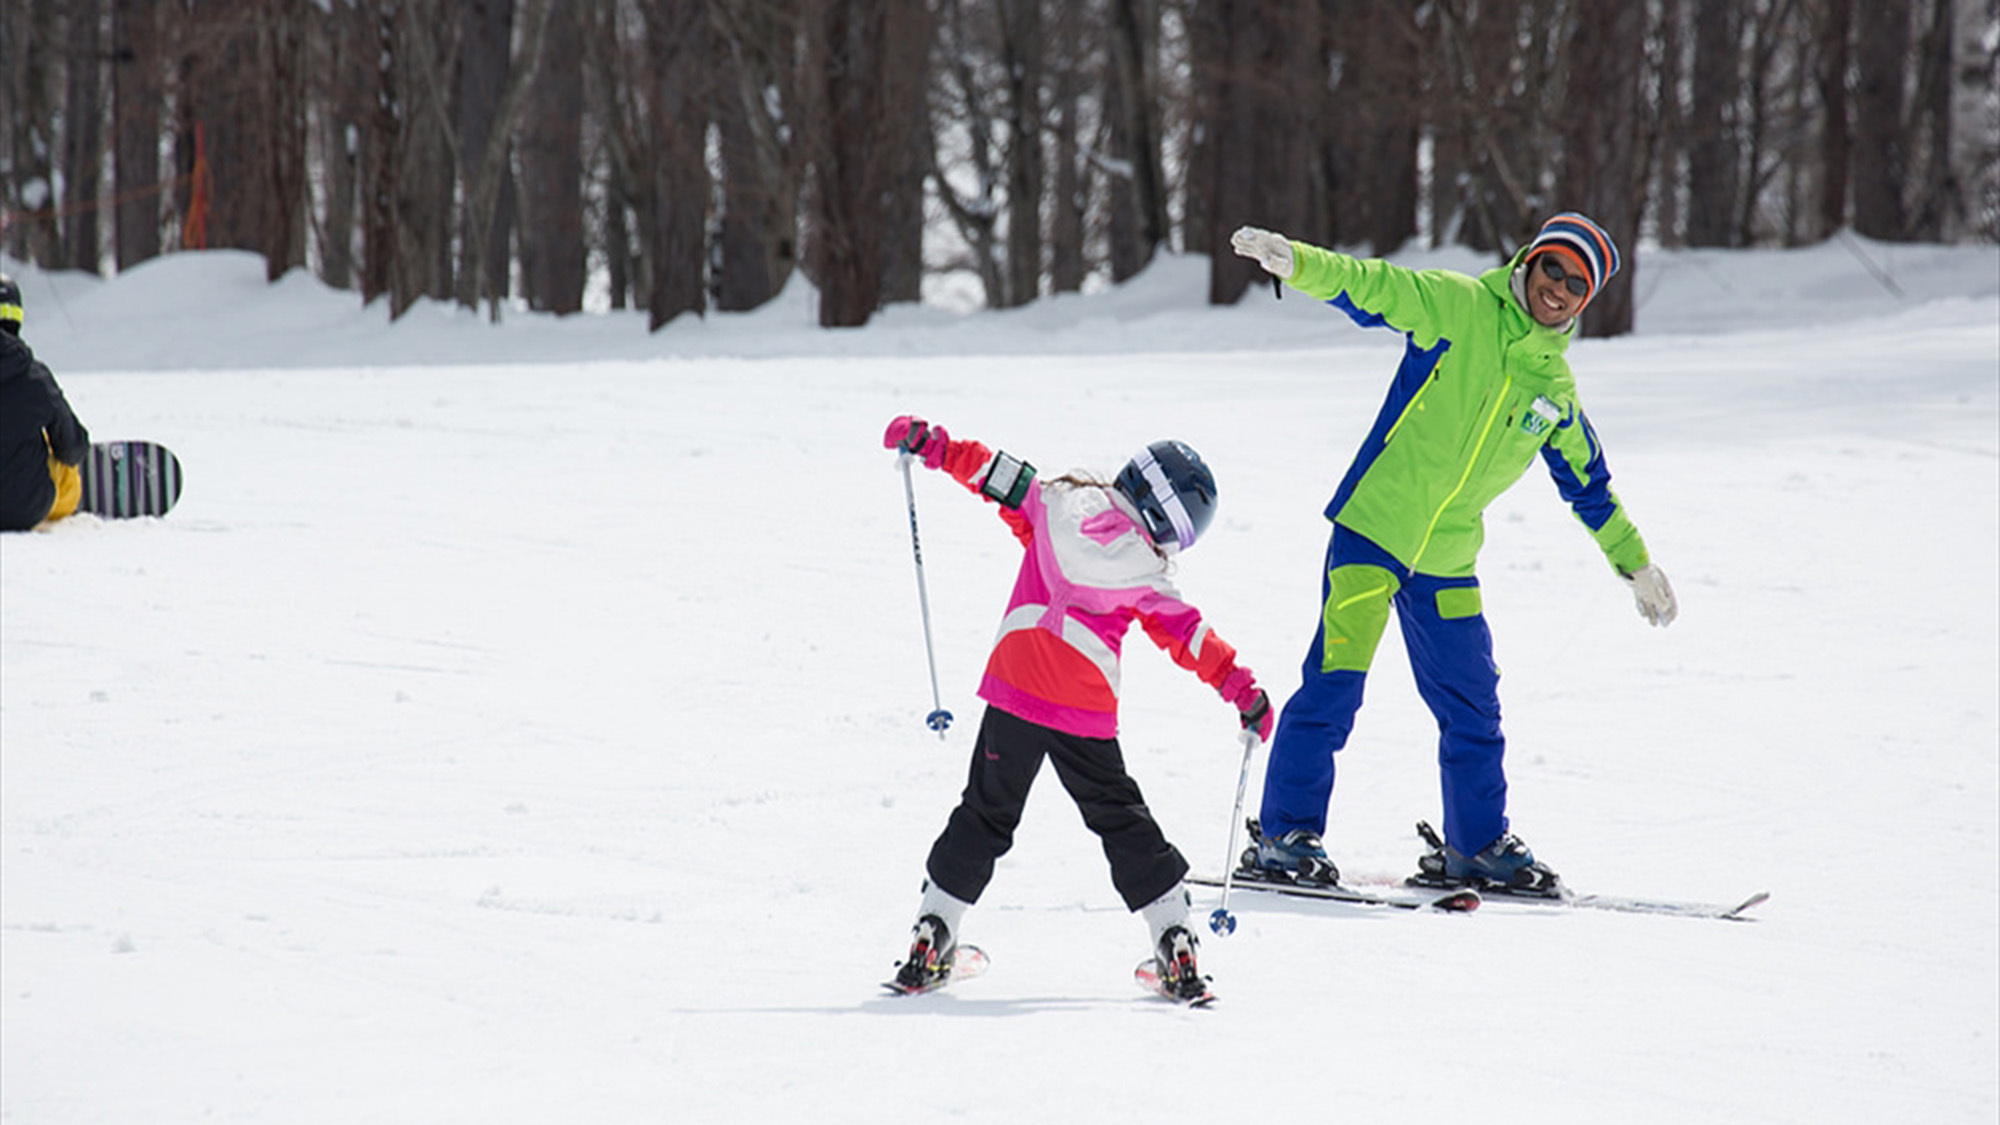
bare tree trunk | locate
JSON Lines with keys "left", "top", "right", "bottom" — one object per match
{"left": 997, "top": 0, "right": 1043, "bottom": 307}
{"left": 179, "top": 1, "right": 307, "bottom": 279}
{"left": 359, "top": 4, "right": 397, "bottom": 305}
{"left": 1651, "top": 0, "right": 1687, "bottom": 247}
{"left": 1687, "top": 0, "right": 1741, "bottom": 245}
{"left": 113, "top": 0, "right": 162, "bottom": 270}
{"left": 1199, "top": 0, "right": 1314, "bottom": 305}
{"left": 581, "top": 0, "right": 645, "bottom": 312}
{"left": 518, "top": 0, "right": 583, "bottom": 313}
{"left": 1949, "top": 0, "right": 2000, "bottom": 240}
{"left": 1563, "top": 0, "right": 1644, "bottom": 337}
{"left": 1814, "top": 0, "right": 1852, "bottom": 236}
{"left": 1907, "top": 0, "right": 1956, "bottom": 239}
{"left": 1423, "top": 1, "right": 1466, "bottom": 246}
{"left": 1852, "top": 0, "right": 1911, "bottom": 238}
{"left": 1431, "top": 0, "right": 1546, "bottom": 254}
{"left": 316, "top": 0, "right": 365, "bottom": 290}
{"left": 63, "top": 0, "right": 105, "bottom": 273}
{"left": 456, "top": 0, "right": 517, "bottom": 310}
{"left": 812, "top": 0, "right": 886, "bottom": 326}
{"left": 1327, "top": 0, "right": 1419, "bottom": 256}
{"left": 812, "top": 0, "right": 930, "bottom": 326}
{"left": 711, "top": 0, "right": 806, "bottom": 313}
{"left": 642, "top": 0, "right": 710, "bottom": 330}
{"left": 1047, "top": 0, "right": 1086, "bottom": 294}
{"left": 388, "top": 0, "right": 459, "bottom": 317}
{"left": 1732, "top": 0, "right": 1781, "bottom": 244}
{"left": 185, "top": 0, "right": 258, "bottom": 255}
{"left": 880, "top": 0, "right": 933, "bottom": 306}
{"left": 260, "top": 2, "right": 308, "bottom": 281}
{"left": 1776, "top": 7, "right": 1821, "bottom": 245}
{"left": 1, "top": 0, "right": 62, "bottom": 263}
{"left": 1364, "top": 16, "right": 1420, "bottom": 257}
{"left": 713, "top": 19, "right": 773, "bottom": 310}
{"left": 931, "top": 0, "right": 1005, "bottom": 305}
{"left": 457, "top": 0, "right": 553, "bottom": 320}
{"left": 606, "top": 195, "right": 634, "bottom": 312}
{"left": 1106, "top": 0, "right": 1167, "bottom": 280}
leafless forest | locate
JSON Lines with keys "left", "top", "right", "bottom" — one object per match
{"left": 2, "top": 0, "right": 1994, "bottom": 337}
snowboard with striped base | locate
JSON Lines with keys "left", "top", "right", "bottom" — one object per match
{"left": 79, "top": 441, "right": 183, "bottom": 520}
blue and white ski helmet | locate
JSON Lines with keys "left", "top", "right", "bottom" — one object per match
{"left": 1114, "top": 440, "right": 1217, "bottom": 550}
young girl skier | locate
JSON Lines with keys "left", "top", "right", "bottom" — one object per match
{"left": 881, "top": 415, "right": 1273, "bottom": 1003}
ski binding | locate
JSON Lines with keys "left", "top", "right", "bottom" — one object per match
{"left": 882, "top": 944, "right": 989, "bottom": 996}
{"left": 1133, "top": 959, "right": 1217, "bottom": 1007}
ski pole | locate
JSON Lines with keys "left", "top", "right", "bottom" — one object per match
{"left": 899, "top": 452, "right": 953, "bottom": 739}
{"left": 1209, "top": 728, "right": 1260, "bottom": 936}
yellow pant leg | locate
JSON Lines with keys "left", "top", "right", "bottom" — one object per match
{"left": 46, "top": 452, "right": 81, "bottom": 521}
{"left": 1319, "top": 563, "right": 1400, "bottom": 673}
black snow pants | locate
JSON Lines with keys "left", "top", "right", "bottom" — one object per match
{"left": 925, "top": 706, "right": 1188, "bottom": 912}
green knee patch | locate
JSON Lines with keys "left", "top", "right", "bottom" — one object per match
{"left": 1321, "top": 564, "right": 1397, "bottom": 673}
{"left": 1435, "top": 586, "right": 1483, "bottom": 620}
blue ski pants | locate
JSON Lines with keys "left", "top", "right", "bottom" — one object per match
{"left": 1257, "top": 526, "right": 1510, "bottom": 856}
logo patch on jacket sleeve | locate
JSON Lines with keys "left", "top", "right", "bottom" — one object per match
{"left": 1519, "top": 395, "right": 1562, "bottom": 437}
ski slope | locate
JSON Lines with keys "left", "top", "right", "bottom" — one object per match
{"left": 3, "top": 238, "right": 1996, "bottom": 1123}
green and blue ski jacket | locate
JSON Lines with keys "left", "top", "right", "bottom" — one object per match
{"left": 1286, "top": 240, "right": 1650, "bottom": 580}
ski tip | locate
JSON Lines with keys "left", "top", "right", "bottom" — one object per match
{"left": 1722, "top": 891, "right": 1772, "bottom": 919}
{"left": 951, "top": 945, "right": 991, "bottom": 976}
{"left": 1431, "top": 888, "right": 1482, "bottom": 913}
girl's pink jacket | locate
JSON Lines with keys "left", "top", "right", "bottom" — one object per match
{"left": 932, "top": 437, "right": 1259, "bottom": 739}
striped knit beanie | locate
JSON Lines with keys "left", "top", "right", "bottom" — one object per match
{"left": 1526, "top": 212, "right": 1620, "bottom": 307}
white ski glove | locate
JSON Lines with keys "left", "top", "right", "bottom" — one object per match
{"left": 1621, "top": 563, "right": 1678, "bottom": 627}
{"left": 1230, "top": 226, "right": 1295, "bottom": 280}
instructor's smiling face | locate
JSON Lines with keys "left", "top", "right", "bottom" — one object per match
{"left": 1525, "top": 253, "right": 1588, "bottom": 327}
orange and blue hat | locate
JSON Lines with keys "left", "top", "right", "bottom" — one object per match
{"left": 1525, "top": 212, "right": 1620, "bottom": 308}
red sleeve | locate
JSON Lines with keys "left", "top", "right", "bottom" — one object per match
{"left": 1137, "top": 597, "right": 1244, "bottom": 695}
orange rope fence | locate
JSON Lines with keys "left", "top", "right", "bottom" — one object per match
{"left": 0, "top": 125, "right": 208, "bottom": 249}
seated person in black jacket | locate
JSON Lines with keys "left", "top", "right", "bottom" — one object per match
{"left": 0, "top": 274, "right": 89, "bottom": 531}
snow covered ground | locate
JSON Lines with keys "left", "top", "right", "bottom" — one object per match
{"left": 3, "top": 237, "right": 1996, "bottom": 1123}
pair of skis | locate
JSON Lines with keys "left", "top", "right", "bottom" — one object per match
{"left": 884, "top": 876, "right": 1766, "bottom": 1006}
{"left": 884, "top": 946, "right": 1214, "bottom": 1007}
{"left": 1196, "top": 816, "right": 1769, "bottom": 922}
{"left": 1189, "top": 870, "right": 1770, "bottom": 921}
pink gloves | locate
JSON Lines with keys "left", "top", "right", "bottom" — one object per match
{"left": 1237, "top": 688, "right": 1273, "bottom": 743}
{"left": 1219, "top": 667, "right": 1274, "bottom": 742}
{"left": 884, "top": 415, "right": 950, "bottom": 470}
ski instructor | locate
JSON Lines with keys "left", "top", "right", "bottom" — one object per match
{"left": 1230, "top": 213, "right": 1677, "bottom": 896}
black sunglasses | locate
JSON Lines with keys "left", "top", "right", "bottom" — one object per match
{"left": 1537, "top": 254, "right": 1590, "bottom": 298}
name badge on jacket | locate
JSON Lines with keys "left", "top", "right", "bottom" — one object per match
{"left": 1520, "top": 395, "right": 1562, "bottom": 437}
